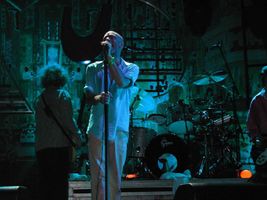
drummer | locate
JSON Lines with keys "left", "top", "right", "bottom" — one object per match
{"left": 156, "top": 82, "right": 192, "bottom": 136}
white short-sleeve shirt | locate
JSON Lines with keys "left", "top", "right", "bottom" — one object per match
{"left": 85, "top": 58, "right": 139, "bottom": 140}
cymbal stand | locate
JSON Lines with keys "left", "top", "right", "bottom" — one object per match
{"left": 216, "top": 43, "right": 242, "bottom": 169}
{"left": 195, "top": 113, "right": 219, "bottom": 178}
{"left": 198, "top": 119, "right": 238, "bottom": 178}
{"left": 179, "top": 100, "right": 191, "bottom": 143}
{"left": 196, "top": 125, "right": 209, "bottom": 177}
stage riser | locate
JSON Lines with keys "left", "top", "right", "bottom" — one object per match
{"left": 69, "top": 194, "right": 173, "bottom": 200}
{"left": 69, "top": 180, "right": 175, "bottom": 200}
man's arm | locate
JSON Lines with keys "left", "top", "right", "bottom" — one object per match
{"left": 247, "top": 98, "right": 260, "bottom": 140}
{"left": 84, "top": 65, "right": 112, "bottom": 105}
{"left": 107, "top": 58, "right": 131, "bottom": 88}
{"left": 84, "top": 85, "right": 111, "bottom": 105}
{"left": 107, "top": 57, "right": 139, "bottom": 88}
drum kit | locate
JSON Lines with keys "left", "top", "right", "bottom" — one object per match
{"left": 125, "top": 71, "right": 240, "bottom": 179}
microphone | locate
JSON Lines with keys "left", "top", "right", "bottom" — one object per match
{"left": 102, "top": 43, "right": 109, "bottom": 54}
{"left": 101, "top": 41, "right": 111, "bottom": 57}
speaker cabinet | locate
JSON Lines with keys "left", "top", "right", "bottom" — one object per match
{"left": 0, "top": 186, "right": 28, "bottom": 200}
{"left": 174, "top": 179, "right": 267, "bottom": 200}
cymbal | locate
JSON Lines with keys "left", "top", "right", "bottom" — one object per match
{"left": 193, "top": 70, "right": 228, "bottom": 86}
{"left": 131, "top": 86, "right": 156, "bottom": 114}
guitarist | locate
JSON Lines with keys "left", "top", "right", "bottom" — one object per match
{"left": 35, "top": 64, "right": 82, "bottom": 200}
{"left": 247, "top": 65, "right": 267, "bottom": 182}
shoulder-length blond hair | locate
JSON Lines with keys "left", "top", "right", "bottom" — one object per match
{"left": 39, "top": 64, "right": 68, "bottom": 89}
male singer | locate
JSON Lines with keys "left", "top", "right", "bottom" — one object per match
{"left": 84, "top": 31, "right": 139, "bottom": 200}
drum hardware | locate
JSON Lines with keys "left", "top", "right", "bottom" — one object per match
{"left": 212, "top": 114, "right": 232, "bottom": 126}
{"left": 196, "top": 125, "right": 210, "bottom": 177}
{"left": 196, "top": 155, "right": 206, "bottom": 177}
{"left": 189, "top": 74, "right": 241, "bottom": 177}
{"left": 127, "top": 83, "right": 167, "bottom": 179}
{"left": 208, "top": 141, "right": 240, "bottom": 177}
{"left": 124, "top": 156, "right": 156, "bottom": 179}
{"left": 210, "top": 46, "right": 243, "bottom": 168}
{"left": 195, "top": 119, "right": 240, "bottom": 178}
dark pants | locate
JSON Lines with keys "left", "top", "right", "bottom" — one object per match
{"left": 36, "top": 147, "right": 70, "bottom": 200}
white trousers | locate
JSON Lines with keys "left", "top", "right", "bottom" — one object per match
{"left": 88, "top": 131, "right": 129, "bottom": 200}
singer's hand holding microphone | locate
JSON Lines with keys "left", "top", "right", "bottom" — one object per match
{"left": 99, "top": 40, "right": 113, "bottom": 104}
{"left": 101, "top": 40, "right": 114, "bottom": 66}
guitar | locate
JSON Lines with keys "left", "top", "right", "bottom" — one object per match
{"left": 71, "top": 94, "right": 90, "bottom": 173}
{"left": 251, "top": 137, "right": 267, "bottom": 168}
{"left": 256, "top": 148, "right": 267, "bottom": 166}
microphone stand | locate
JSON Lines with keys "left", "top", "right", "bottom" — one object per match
{"left": 103, "top": 58, "right": 109, "bottom": 200}
{"left": 215, "top": 43, "right": 242, "bottom": 169}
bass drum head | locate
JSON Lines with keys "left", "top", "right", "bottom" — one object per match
{"left": 145, "top": 133, "right": 201, "bottom": 178}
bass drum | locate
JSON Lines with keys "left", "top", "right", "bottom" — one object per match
{"left": 144, "top": 134, "right": 201, "bottom": 178}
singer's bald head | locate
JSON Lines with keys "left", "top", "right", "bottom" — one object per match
{"left": 103, "top": 31, "right": 124, "bottom": 53}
